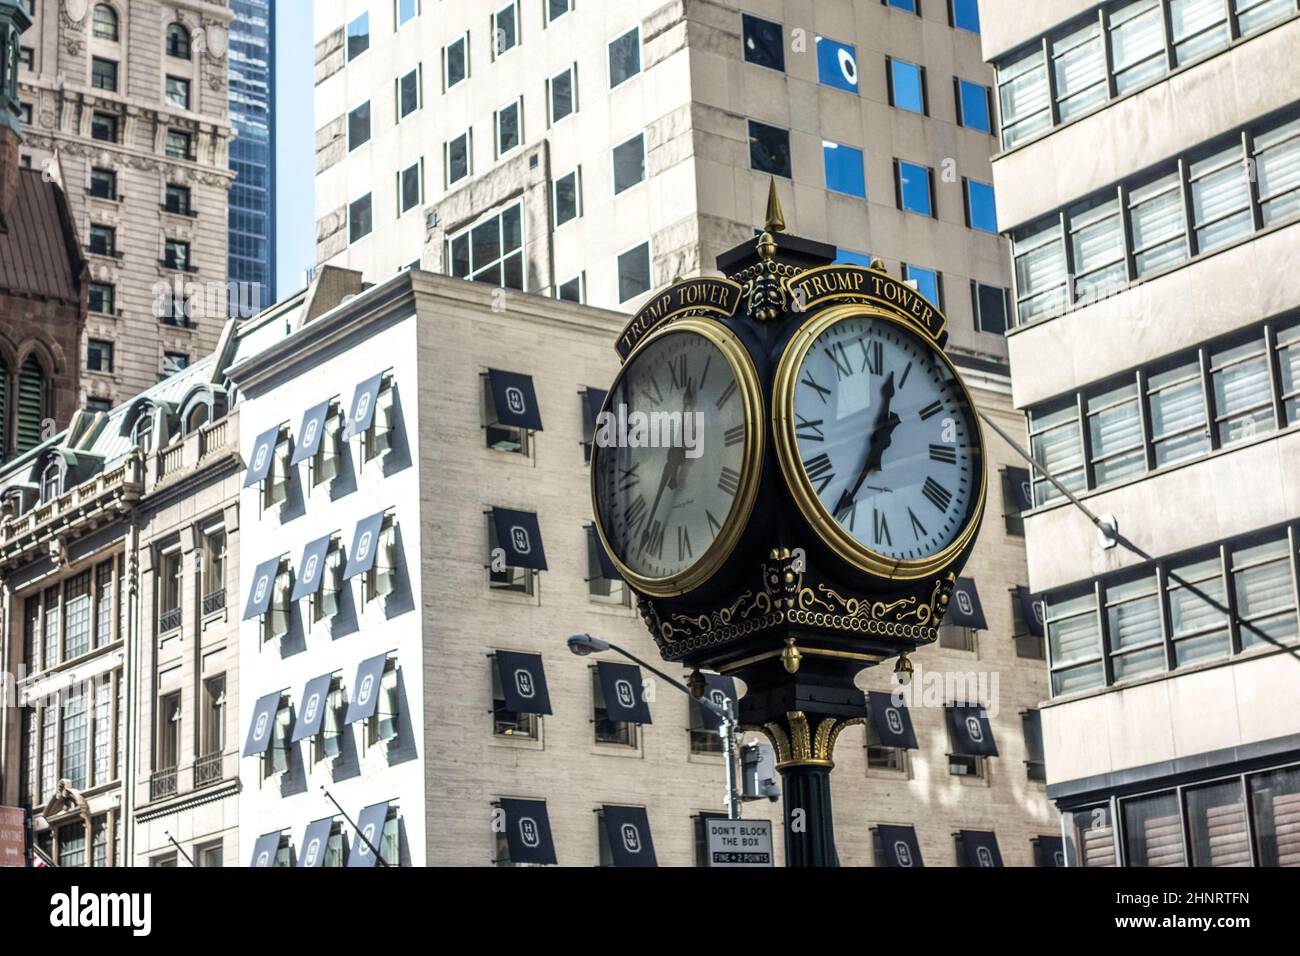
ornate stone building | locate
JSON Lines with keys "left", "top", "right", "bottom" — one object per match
{"left": 13, "top": 0, "right": 235, "bottom": 407}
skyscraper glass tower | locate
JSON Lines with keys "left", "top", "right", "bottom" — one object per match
{"left": 228, "top": 0, "right": 276, "bottom": 313}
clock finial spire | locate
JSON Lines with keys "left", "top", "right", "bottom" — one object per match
{"left": 764, "top": 177, "right": 785, "bottom": 234}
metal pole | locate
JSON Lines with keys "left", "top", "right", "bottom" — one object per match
{"left": 164, "top": 830, "right": 196, "bottom": 867}
{"left": 321, "top": 786, "right": 389, "bottom": 866}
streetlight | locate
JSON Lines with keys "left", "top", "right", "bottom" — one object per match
{"left": 567, "top": 633, "right": 742, "bottom": 820}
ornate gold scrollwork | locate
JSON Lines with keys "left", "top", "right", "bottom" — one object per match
{"left": 752, "top": 711, "right": 867, "bottom": 770}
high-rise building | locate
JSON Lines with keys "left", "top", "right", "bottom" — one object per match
{"left": 13, "top": 0, "right": 235, "bottom": 406}
{"left": 228, "top": 0, "right": 276, "bottom": 311}
{"left": 982, "top": 0, "right": 1300, "bottom": 865}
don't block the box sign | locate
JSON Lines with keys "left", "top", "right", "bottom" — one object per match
{"left": 705, "top": 818, "right": 773, "bottom": 868}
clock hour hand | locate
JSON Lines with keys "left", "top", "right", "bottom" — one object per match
{"left": 833, "top": 372, "right": 901, "bottom": 519}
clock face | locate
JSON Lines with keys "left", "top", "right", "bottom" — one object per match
{"left": 778, "top": 309, "right": 984, "bottom": 572}
{"left": 592, "top": 322, "right": 761, "bottom": 594}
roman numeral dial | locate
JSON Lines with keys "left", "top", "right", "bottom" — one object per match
{"left": 778, "top": 309, "right": 984, "bottom": 569}
{"left": 592, "top": 322, "right": 762, "bottom": 595}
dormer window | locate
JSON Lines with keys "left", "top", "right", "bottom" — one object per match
{"left": 132, "top": 414, "right": 154, "bottom": 454}
{"left": 40, "top": 460, "right": 62, "bottom": 503}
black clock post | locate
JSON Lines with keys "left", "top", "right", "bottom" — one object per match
{"left": 591, "top": 181, "right": 987, "bottom": 867}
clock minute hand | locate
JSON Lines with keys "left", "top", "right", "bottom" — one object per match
{"left": 834, "top": 372, "right": 899, "bottom": 518}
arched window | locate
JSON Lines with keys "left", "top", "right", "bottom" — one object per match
{"left": 40, "top": 460, "right": 62, "bottom": 504}
{"left": 92, "top": 4, "right": 119, "bottom": 42}
{"left": 132, "top": 413, "right": 154, "bottom": 454}
{"left": 166, "top": 23, "right": 191, "bottom": 59}
{"left": 186, "top": 402, "right": 209, "bottom": 433}
{"left": 15, "top": 355, "right": 45, "bottom": 455}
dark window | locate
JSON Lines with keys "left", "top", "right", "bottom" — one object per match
{"left": 617, "top": 242, "right": 651, "bottom": 303}
{"left": 446, "top": 131, "right": 471, "bottom": 185}
{"left": 348, "top": 102, "right": 371, "bottom": 150}
{"left": 165, "top": 130, "right": 192, "bottom": 159}
{"left": 89, "top": 282, "right": 114, "bottom": 314}
{"left": 165, "top": 75, "right": 190, "bottom": 110}
{"left": 557, "top": 275, "right": 583, "bottom": 303}
{"left": 971, "top": 281, "right": 1008, "bottom": 334}
{"left": 447, "top": 202, "right": 524, "bottom": 290}
{"left": 549, "top": 64, "right": 576, "bottom": 123}
{"left": 741, "top": 14, "right": 784, "bottom": 71}
{"left": 89, "top": 168, "right": 117, "bottom": 199}
{"left": 349, "top": 193, "right": 373, "bottom": 243}
{"left": 91, "top": 57, "right": 118, "bottom": 92}
{"left": 398, "top": 162, "right": 421, "bottom": 214}
{"left": 554, "top": 168, "right": 580, "bottom": 226}
{"left": 87, "top": 341, "right": 114, "bottom": 375}
{"left": 495, "top": 99, "right": 521, "bottom": 156}
{"left": 166, "top": 23, "right": 192, "bottom": 59}
{"left": 92, "top": 4, "right": 118, "bottom": 40}
{"left": 88, "top": 223, "right": 116, "bottom": 257}
{"left": 608, "top": 27, "right": 640, "bottom": 88}
{"left": 347, "top": 12, "right": 370, "bottom": 60}
{"left": 163, "top": 353, "right": 189, "bottom": 378}
{"left": 164, "top": 183, "right": 191, "bottom": 215}
{"left": 444, "top": 34, "right": 467, "bottom": 88}
{"left": 492, "top": 2, "right": 518, "bottom": 58}
{"left": 91, "top": 112, "right": 119, "bottom": 143}
{"left": 748, "top": 120, "right": 791, "bottom": 178}
{"left": 397, "top": 67, "right": 420, "bottom": 119}
{"left": 612, "top": 133, "right": 645, "bottom": 194}
{"left": 164, "top": 239, "right": 190, "bottom": 270}
{"left": 546, "top": 0, "right": 571, "bottom": 24}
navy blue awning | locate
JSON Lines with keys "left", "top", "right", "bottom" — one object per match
{"left": 877, "top": 825, "right": 923, "bottom": 867}
{"left": 597, "top": 660, "right": 651, "bottom": 724}
{"left": 242, "top": 425, "right": 282, "bottom": 488}
{"left": 291, "top": 673, "right": 334, "bottom": 743}
{"left": 959, "top": 830, "right": 1003, "bottom": 867}
{"left": 487, "top": 370, "right": 543, "bottom": 430}
{"left": 602, "top": 805, "right": 656, "bottom": 867}
{"left": 291, "top": 534, "right": 333, "bottom": 601}
{"left": 347, "top": 801, "right": 391, "bottom": 868}
{"left": 344, "top": 654, "right": 389, "bottom": 724}
{"left": 693, "top": 674, "right": 736, "bottom": 733}
{"left": 1005, "top": 466, "right": 1032, "bottom": 512}
{"left": 1036, "top": 835, "right": 1066, "bottom": 867}
{"left": 498, "top": 798, "right": 556, "bottom": 865}
{"left": 948, "top": 704, "right": 998, "bottom": 757}
{"left": 242, "top": 556, "right": 282, "bottom": 620}
{"left": 948, "top": 577, "right": 987, "bottom": 629}
{"left": 248, "top": 831, "right": 282, "bottom": 868}
{"left": 492, "top": 508, "right": 547, "bottom": 571}
{"left": 587, "top": 525, "right": 622, "bottom": 582}
{"left": 868, "top": 691, "right": 918, "bottom": 749}
{"left": 290, "top": 400, "right": 332, "bottom": 465}
{"left": 298, "top": 817, "right": 334, "bottom": 868}
{"left": 342, "top": 372, "right": 385, "bottom": 440}
{"left": 495, "top": 651, "right": 553, "bottom": 716}
{"left": 583, "top": 387, "right": 607, "bottom": 433}
{"left": 1017, "top": 585, "right": 1045, "bottom": 637}
{"left": 242, "top": 691, "right": 283, "bottom": 757}
{"left": 343, "top": 511, "right": 387, "bottom": 581}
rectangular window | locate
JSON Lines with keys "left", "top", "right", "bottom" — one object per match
{"left": 87, "top": 339, "right": 113, "bottom": 373}
{"left": 887, "top": 0, "right": 918, "bottom": 12}
{"left": 159, "top": 550, "right": 182, "bottom": 632}
{"left": 349, "top": 193, "right": 373, "bottom": 243}
{"left": 554, "top": 168, "right": 581, "bottom": 226}
{"left": 1087, "top": 379, "right": 1144, "bottom": 486}
{"left": 91, "top": 112, "right": 119, "bottom": 143}
{"left": 549, "top": 64, "right": 576, "bottom": 124}
{"left": 364, "top": 522, "right": 398, "bottom": 605}
{"left": 64, "top": 572, "right": 92, "bottom": 661}
{"left": 864, "top": 719, "right": 904, "bottom": 771}
{"left": 949, "top": 0, "right": 980, "bottom": 32}
{"left": 495, "top": 98, "right": 522, "bottom": 157}
{"left": 1190, "top": 142, "right": 1252, "bottom": 253}
{"left": 367, "top": 666, "right": 400, "bottom": 745}
{"left": 1254, "top": 116, "right": 1300, "bottom": 227}
{"left": 1070, "top": 194, "right": 1127, "bottom": 302}
{"left": 165, "top": 184, "right": 192, "bottom": 215}
{"left": 158, "top": 692, "right": 180, "bottom": 770}
{"left": 1249, "top": 765, "right": 1300, "bottom": 865}
{"left": 203, "top": 529, "right": 226, "bottom": 607}
{"left": 397, "top": 66, "right": 421, "bottom": 120}
{"left": 348, "top": 102, "right": 371, "bottom": 151}
{"left": 164, "top": 130, "right": 192, "bottom": 159}
{"left": 1029, "top": 399, "right": 1085, "bottom": 503}
{"left": 398, "top": 161, "right": 422, "bottom": 215}
{"left": 1231, "top": 536, "right": 1298, "bottom": 650}
{"left": 41, "top": 700, "right": 56, "bottom": 796}
{"left": 1167, "top": 552, "right": 1230, "bottom": 666}
{"left": 446, "top": 130, "right": 471, "bottom": 185}
{"left": 608, "top": 26, "right": 641, "bottom": 88}
{"left": 491, "top": 2, "right": 519, "bottom": 58}
{"left": 444, "top": 33, "right": 468, "bottom": 89}
{"left": 587, "top": 526, "right": 631, "bottom": 607}
{"left": 971, "top": 281, "right": 1009, "bottom": 334}
{"left": 895, "top": 160, "right": 933, "bottom": 216}
{"left": 447, "top": 202, "right": 524, "bottom": 289}
{"left": 1147, "top": 358, "right": 1210, "bottom": 465}
{"left": 265, "top": 433, "right": 291, "bottom": 508}
{"left": 888, "top": 58, "right": 926, "bottom": 114}
{"left": 89, "top": 282, "right": 114, "bottom": 315}
{"left": 311, "top": 407, "right": 342, "bottom": 489}
{"left": 264, "top": 568, "right": 291, "bottom": 644}
{"left": 1105, "top": 573, "right": 1165, "bottom": 681}
{"left": 618, "top": 242, "right": 651, "bottom": 303}
{"left": 42, "top": 587, "right": 59, "bottom": 670}
{"left": 203, "top": 675, "right": 225, "bottom": 757}
{"left": 91, "top": 674, "right": 112, "bottom": 785}
{"left": 1122, "top": 791, "right": 1186, "bottom": 866}
{"left": 1129, "top": 171, "right": 1188, "bottom": 276}
{"left": 823, "top": 141, "right": 865, "bottom": 198}
{"left": 347, "top": 12, "right": 370, "bottom": 60}
{"left": 1169, "top": 0, "right": 1229, "bottom": 65}
{"left": 19, "top": 45, "right": 33, "bottom": 69}
{"left": 956, "top": 79, "right": 991, "bottom": 132}
{"left": 396, "top": 0, "right": 418, "bottom": 28}
{"left": 557, "top": 275, "right": 584, "bottom": 303}
{"left": 95, "top": 559, "right": 114, "bottom": 648}
{"left": 592, "top": 669, "right": 636, "bottom": 746}
{"left": 1051, "top": 21, "right": 1106, "bottom": 123}
{"left": 741, "top": 14, "right": 784, "bottom": 72}
{"left": 91, "top": 57, "right": 118, "bottom": 92}
{"left": 1235, "top": 0, "right": 1294, "bottom": 35}
{"left": 264, "top": 702, "right": 290, "bottom": 777}
{"left": 749, "top": 120, "right": 791, "bottom": 178}
{"left": 612, "top": 132, "right": 645, "bottom": 194}
{"left": 58, "top": 822, "right": 86, "bottom": 868}
{"left": 313, "top": 542, "right": 343, "bottom": 622}
{"left": 89, "top": 168, "right": 117, "bottom": 200}
{"left": 1211, "top": 333, "right": 1275, "bottom": 446}
{"left": 61, "top": 691, "right": 88, "bottom": 790}
{"left": 1278, "top": 319, "right": 1300, "bottom": 425}
{"left": 163, "top": 239, "right": 190, "bottom": 271}
{"left": 939, "top": 621, "right": 976, "bottom": 652}
{"left": 1186, "top": 779, "right": 1250, "bottom": 866}
{"left": 1110, "top": 0, "right": 1168, "bottom": 95}
{"left": 996, "top": 49, "right": 1050, "bottom": 149}
{"left": 546, "top": 0, "right": 572, "bottom": 24}
{"left": 1046, "top": 587, "right": 1104, "bottom": 695}
{"left": 165, "top": 76, "right": 191, "bottom": 110}
{"left": 965, "top": 179, "right": 997, "bottom": 232}
{"left": 89, "top": 223, "right": 116, "bottom": 257}
{"left": 493, "top": 661, "right": 538, "bottom": 738}
{"left": 903, "top": 265, "right": 940, "bottom": 307}
{"left": 1022, "top": 711, "right": 1046, "bottom": 781}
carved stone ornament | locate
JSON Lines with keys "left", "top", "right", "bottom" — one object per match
{"left": 63, "top": 0, "right": 88, "bottom": 25}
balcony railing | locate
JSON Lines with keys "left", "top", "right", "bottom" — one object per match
{"left": 202, "top": 589, "right": 225, "bottom": 615}
{"left": 150, "top": 767, "right": 178, "bottom": 801}
{"left": 193, "top": 752, "right": 223, "bottom": 789}
{"left": 199, "top": 418, "right": 228, "bottom": 458}
{"left": 158, "top": 607, "right": 181, "bottom": 634}
{"left": 158, "top": 443, "right": 184, "bottom": 479}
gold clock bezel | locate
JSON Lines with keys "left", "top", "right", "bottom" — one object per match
{"left": 591, "top": 317, "right": 765, "bottom": 598}
{"left": 772, "top": 303, "right": 987, "bottom": 581}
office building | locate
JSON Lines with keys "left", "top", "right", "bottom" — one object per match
{"left": 228, "top": 0, "right": 276, "bottom": 310}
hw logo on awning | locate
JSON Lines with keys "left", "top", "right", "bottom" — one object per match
{"left": 510, "top": 525, "right": 531, "bottom": 555}
{"left": 513, "top": 669, "right": 535, "bottom": 699}
{"left": 505, "top": 387, "right": 527, "bottom": 416}
{"left": 614, "top": 679, "right": 636, "bottom": 710}
{"left": 894, "top": 840, "right": 915, "bottom": 867}
{"left": 620, "top": 824, "right": 642, "bottom": 854}
{"left": 965, "top": 715, "right": 984, "bottom": 743}
{"left": 519, "top": 816, "right": 541, "bottom": 849}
